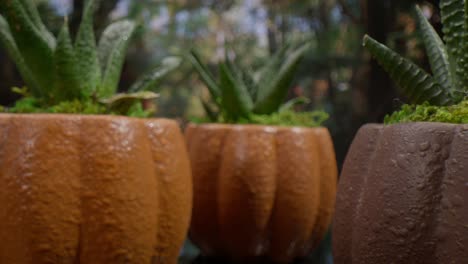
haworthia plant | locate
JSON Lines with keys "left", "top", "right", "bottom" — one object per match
{"left": 0, "top": 0, "right": 181, "bottom": 115}
{"left": 363, "top": 0, "right": 468, "bottom": 106}
{"left": 188, "top": 42, "right": 313, "bottom": 123}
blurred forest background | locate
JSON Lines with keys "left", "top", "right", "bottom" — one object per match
{"left": 0, "top": 0, "right": 444, "bottom": 262}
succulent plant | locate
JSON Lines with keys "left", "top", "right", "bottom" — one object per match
{"left": 0, "top": 0, "right": 180, "bottom": 116}
{"left": 188, "top": 42, "right": 328, "bottom": 126}
{"left": 363, "top": 0, "right": 468, "bottom": 107}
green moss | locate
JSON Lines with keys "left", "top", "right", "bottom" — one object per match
{"left": 384, "top": 100, "right": 468, "bottom": 124}
{"left": 6, "top": 97, "right": 152, "bottom": 118}
{"left": 246, "top": 110, "right": 329, "bottom": 127}
{"left": 191, "top": 110, "right": 329, "bottom": 128}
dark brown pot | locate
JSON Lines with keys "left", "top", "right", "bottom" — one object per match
{"left": 0, "top": 114, "right": 193, "bottom": 264}
{"left": 185, "top": 123, "right": 338, "bottom": 263}
{"left": 333, "top": 122, "right": 468, "bottom": 263}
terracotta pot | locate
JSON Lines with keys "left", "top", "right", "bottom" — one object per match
{"left": 185, "top": 123, "right": 338, "bottom": 263}
{"left": 0, "top": 114, "right": 192, "bottom": 264}
{"left": 333, "top": 122, "right": 468, "bottom": 263}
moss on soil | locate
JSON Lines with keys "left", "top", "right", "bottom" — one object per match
{"left": 384, "top": 100, "right": 468, "bottom": 124}
{"left": 191, "top": 110, "right": 329, "bottom": 127}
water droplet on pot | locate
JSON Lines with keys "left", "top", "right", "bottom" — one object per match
{"left": 419, "top": 142, "right": 430, "bottom": 151}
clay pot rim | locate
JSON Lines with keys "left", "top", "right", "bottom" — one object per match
{"left": 362, "top": 121, "right": 468, "bottom": 129}
{"left": 0, "top": 113, "right": 177, "bottom": 124}
{"left": 187, "top": 122, "right": 328, "bottom": 133}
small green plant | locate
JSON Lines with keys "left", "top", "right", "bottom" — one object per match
{"left": 0, "top": 0, "right": 180, "bottom": 116}
{"left": 188, "top": 42, "right": 328, "bottom": 127}
{"left": 363, "top": 0, "right": 468, "bottom": 123}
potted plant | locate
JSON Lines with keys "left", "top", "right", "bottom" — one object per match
{"left": 185, "top": 43, "right": 338, "bottom": 263}
{"left": 333, "top": 1, "right": 467, "bottom": 263}
{"left": 0, "top": 1, "right": 191, "bottom": 263}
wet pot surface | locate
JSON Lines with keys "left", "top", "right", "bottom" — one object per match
{"left": 0, "top": 114, "right": 193, "bottom": 264}
{"left": 333, "top": 122, "right": 468, "bottom": 264}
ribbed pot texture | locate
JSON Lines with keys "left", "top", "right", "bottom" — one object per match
{"left": 333, "top": 123, "right": 468, "bottom": 264}
{"left": 185, "top": 123, "right": 338, "bottom": 263}
{"left": 0, "top": 114, "right": 193, "bottom": 264}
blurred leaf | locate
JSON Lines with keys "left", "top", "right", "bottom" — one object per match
{"left": 188, "top": 49, "right": 221, "bottom": 101}
{"left": 254, "top": 42, "right": 312, "bottom": 114}
{"left": 129, "top": 56, "right": 182, "bottom": 92}
{"left": 0, "top": 15, "right": 39, "bottom": 95}
{"left": 219, "top": 63, "right": 253, "bottom": 120}
{"left": 54, "top": 22, "right": 82, "bottom": 101}
{"left": 279, "top": 96, "right": 311, "bottom": 112}
{"left": 100, "top": 91, "right": 159, "bottom": 114}
{"left": 98, "top": 20, "right": 136, "bottom": 97}
{"left": 0, "top": 0, "right": 55, "bottom": 95}
{"left": 75, "top": 0, "right": 102, "bottom": 95}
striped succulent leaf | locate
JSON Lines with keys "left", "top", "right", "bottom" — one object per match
{"left": 0, "top": 0, "right": 179, "bottom": 115}
{"left": 0, "top": 0, "right": 55, "bottom": 93}
{"left": 189, "top": 42, "right": 311, "bottom": 122}
{"left": 218, "top": 62, "right": 253, "bottom": 120}
{"left": 188, "top": 49, "right": 221, "bottom": 101}
{"left": 20, "top": 0, "right": 56, "bottom": 48}
{"left": 363, "top": 35, "right": 453, "bottom": 106}
{"left": 54, "top": 22, "right": 82, "bottom": 101}
{"left": 253, "top": 42, "right": 312, "bottom": 114}
{"left": 440, "top": 0, "right": 465, "bottom": 88}
{"left": 98, "top": 20, "right": 136, "bottom": 97}
{"left": 75, "top": 0, "right": 102, "bottom": 96}
{"left": 461, "top": 0, "right": 468, "bottom": 88}
{"left": 129, "top": 56, "right": 182, "bottom": 92}
{"left": 414, "top": 5, "right": 453, "bottom": 94}
{"left": 0, "top": 14, "right": 39, "bottom": 96}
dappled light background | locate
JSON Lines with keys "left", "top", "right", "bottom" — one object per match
{"left": 0, "top": 1, "right": 444, "bottom": 261}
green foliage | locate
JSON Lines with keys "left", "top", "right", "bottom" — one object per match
{"left": 8, "top": 97, "right": 153, "bottom": 118}
{"left": 0, "top": 0, "right": 180, "bottom": 116}
{"left": 385, "top": 100, "right": 468, "bottom": 124}
{"left": 363, "top": 2, "right": 468, "bottom": 107}
{"left": 189, "top": 43, "right": 327, "bottom": 126}
{"left": 247, "top": 110, "right": 329, "bottom": 127}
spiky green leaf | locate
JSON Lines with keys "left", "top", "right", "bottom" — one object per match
{"left": 241, "top": 68, "right": 258, "bottom": 102}
{"left": 254, "top": 42, "right": 311, "bottom": 114}
{"left": 54, "top": 22, "right": 82, "bottom": 101}
{"left": 414, "top": 5, "right": 453, "bottom": 93}
{"left": 279, "top": 96, "right": 311, "bottom": 112}
{"left": 363, "top": 35, "right": 452, "bottom": 106}
{"left": 254, "top": 43, "right": 290, "bottom": 85}
{"left": 200, "top": 99, "right": 218, "bottom": 121}
{"left": 19, "top": 0, "right": 55, "bottom": 48}
{"left": 219, "top": 63, "right": 253, "bottom": 120}
{"left": 440, "top": 0, "right": 465, "bottom": 88}
{"left": 0, "top": 14, "right": 39, "bottom": 96}
{"left": 100, "top": 91, "right": 159, "bottom": 115}
{"left": 188, "top": 49, "right": 221, "bottom": 101}
{"left": 129, "top": 56, "right": 181, "bottom": 92}
{"left": 0, "top": 0, "right": 55, "bottom": 93}
{"left": 75, "top": 0, "right": 101, "bottom": 95}
{"left": 98, "top": 20, "right": 136, "bottom": 97}
{"left": 460, "top": 0, "right": 468, "bottom": 89}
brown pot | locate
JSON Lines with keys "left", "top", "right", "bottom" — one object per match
{"left": 185, "top": 123, "right": 338, "bottom": 263}
{"left": 333, "top": 122, "right": 468, "bottom": 263}
{"left": 0, "top": 114, "right": 192, "bottom": 264}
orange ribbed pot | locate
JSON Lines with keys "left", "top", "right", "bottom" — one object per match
{"left": 185, "top": 123, "right": 338, "bottom": 263}
{"left": 0, "top": 114, "right": 192, "bottom": 264}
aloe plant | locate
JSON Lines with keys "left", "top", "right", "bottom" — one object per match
{"left": 363, "top": 0, "right": 468, "bottom": 107}
{"left": 0, "top": 0, "right": 180, "bottom": 116}
{"left": 188, "top": 42, "right": 328, "bottom": 126}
